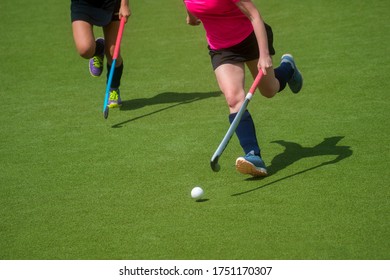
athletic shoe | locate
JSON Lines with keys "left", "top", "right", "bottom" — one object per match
{"left": 108, "top": 88, "right": 122, "bottom": 108}
{"left": 236, "top": 151, "right": 268, "bottom": 177}
{"left": 89, "top": 38, "right": 105, "bottom": 77}
{"left": 281, "top": 54, "right": 303, "bottom": 94}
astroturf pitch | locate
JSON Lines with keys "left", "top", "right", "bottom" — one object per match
{"left": 0, "top": 0, "right": 389, "bottom": 260}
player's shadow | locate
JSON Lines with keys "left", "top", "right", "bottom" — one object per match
{"left": 233, "top": 136, "right": 353, "bottom": 196}
{"left": 112, "top": 91, "right": 221, "bottom": 128}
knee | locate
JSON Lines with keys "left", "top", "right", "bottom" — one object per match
{"left": 260, "top": 89, "right": 277, "bottom": 98}
{"left": 225, "top": 91, "right": 244, "bottom": 112}
{"left": 227, "top": 100, "right": 240, "bottom": 111}
{"left": 105, "top": 45, "right": 117, "bottom": 64}
{"left": 259, "top": 84, "right": 278, "bottom": 99}
{"left": 77, "top": 44, "right": 94, "bottom": 59}
{"left": 105, "top": 45, "right": 116, "bottom": 59}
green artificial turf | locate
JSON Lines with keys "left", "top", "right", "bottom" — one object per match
{"left": 0, "top": 0, "right": 389, "bottom": 260}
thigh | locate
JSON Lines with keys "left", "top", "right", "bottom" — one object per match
{"left": 214, "top": 63, "right": 246, "bottom": 113}
{"left": 72, "top": 20, "right": 95, "bottom": 57}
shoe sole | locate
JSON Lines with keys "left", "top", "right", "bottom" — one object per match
{"left": 108, "top": 103, "right": 122, "bottom": 109}
{"left": 89, "top": 71, "right": 103, "bottom": 78}
{"left": 236, "top": 157, "right": 268, "bottom": 177}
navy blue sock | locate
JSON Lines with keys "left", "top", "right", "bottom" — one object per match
{"left": 106, "top": 63, "right": 123, "bottom": 89}
{"left": 274, "top": 62, "right": 293, "bottom": 92}
{"left": 229, "top": 110, "right": 261, "bottom": 156}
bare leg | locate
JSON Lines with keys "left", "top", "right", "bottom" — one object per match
{"left": 214, "top": 63, "right": 246, "bottom": 113}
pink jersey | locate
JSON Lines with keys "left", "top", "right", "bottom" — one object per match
{"left": 184, "top": 0, "right": 253, "bottom": 50}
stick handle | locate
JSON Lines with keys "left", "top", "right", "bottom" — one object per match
{"left": 113, "top": 17, "right": 126, "bottom": 60}
{"left": 249, "top": 70, "right": 263, "bottom": 95}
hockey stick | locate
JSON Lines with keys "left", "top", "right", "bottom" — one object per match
{"left": 103, "top": 17, "right": 126, "bottom": 119}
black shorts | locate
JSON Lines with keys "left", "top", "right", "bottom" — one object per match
{"left": 209, "top": 23, "right": 275, "bottom": 70}
{"left": 70, "top": 0, "right": 120, "bottom": 26}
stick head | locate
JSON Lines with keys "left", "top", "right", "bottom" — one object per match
{"left": 103, "top": 107, "right": 109, "bottom": 119}
{"left": 210, "top": 159, "right": 221, "bottom": 172}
